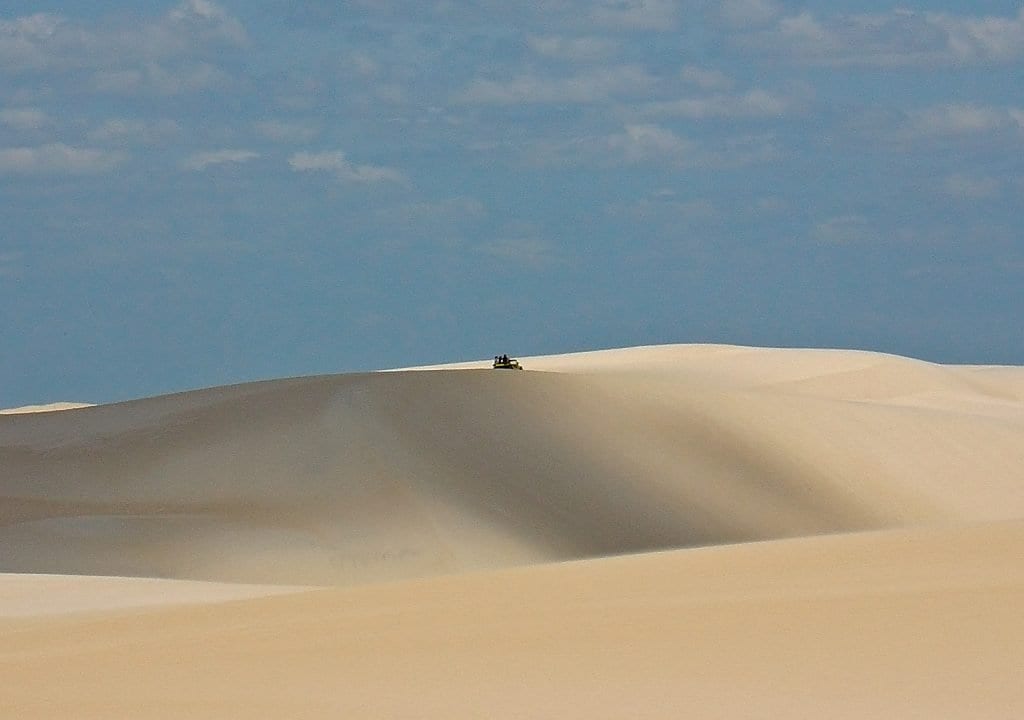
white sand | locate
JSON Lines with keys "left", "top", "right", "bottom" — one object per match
{"left": 0, "top": 401, "right": 93, "bottom": 414}
{"left": 2, "top": 344, "right": 1023, "bottom": 717}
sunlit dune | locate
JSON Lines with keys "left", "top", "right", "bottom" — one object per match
{"left": 0, "top": 401, "right": 94, "bottom": 415}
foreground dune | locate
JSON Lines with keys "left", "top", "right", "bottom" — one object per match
{"left": 2, "top": 520, "right": 1022, "bottom": 718}
{"left": 0, "top": 574, "right": 308, "bottom": 618}
{"left": 2, "top": 344, "right": 1023, "bottom": 717}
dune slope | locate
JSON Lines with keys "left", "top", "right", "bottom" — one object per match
{"left": 3, "top": 345, "right": 1023, "bottom": 585}
{"left": 2, "top": 520, "right": 1022, "bottom": 719}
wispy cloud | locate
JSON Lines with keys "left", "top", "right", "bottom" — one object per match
{"left": 839, "top": 102, "right": 1024, "bottom": 153}
{"left": 526, "top": 35, "right": 618, "bottom": 62}
{"left": 167, "top": 0, "right": 248, "bottom": 47}
{"left": 638, "top": 89, "right": 789, "bottom": 119}
{"left": 680, "top": 66, "right": 733, "bottom": 90}
{"left": 932, "top": 8, "right": 1024, "bottom": 63}
{"left": 458, "top": 65, "right": 655, "bottom": 105}
{"left": 606, "top": 123, "right": 691, "bottom": 164}
{"left": 88, "top": 118, "right": 180, "bottom": 145}
{"left": 0, "top": 1, "right": 246, "bottom": 85}
{"left": 813, "top": 215, "right": 877, "bottom": 244}
{"left": 0, "top": 107, "right": 50, "bottom": 131}
{"left": 0, "top": 14, "right": 64, "bottom": 73}
{"left": 743, "top": 8, "right": 1024, "bottom": 67}
{"left": 254, "top": 119, "right": 319, "bottom": 143}
{"left": 92, "top": 62, "right": 232, "bottom": 95}
{"left": 717, "top": 0, "right": 780, "bottom": 28}
{"left": 607, "top": 195, "right": 718, "bottom": 225}
{"left": 592, "top": 0, "right": 678, "bottom": 31}
{"left": 477, "top": 237, "right": 560, "bottom": 270}
{"left": 943, "top": 173, "right": 1001, "bottom": 200}
{"left": 909, "top": 103, "right": 1024, "bottom": 136}
{"left": 182, "top": 149, "right": 259, "bottom": 171}
{"left": 536, "top": 125, "right": 779, "bottom": 169}
{"left": 288, "top": 150, "right": 406, "bottom": 184}
{"left": 0, "top": 143, "right": 125, "bottom": 175}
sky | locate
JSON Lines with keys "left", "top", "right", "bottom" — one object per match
{"left": 2, "top": 0, "right": 1023, "bottom": 405}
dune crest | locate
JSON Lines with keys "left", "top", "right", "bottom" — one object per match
{"left": 0, "top": 402, "right": 94, "bottom": 415}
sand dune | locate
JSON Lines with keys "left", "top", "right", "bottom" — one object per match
{"left": 3, "top": 344, "right": 1024, "bottom": 585}
{"left": 0, "top": 573, "right": 307, "bottom": 618}
{"left": 0, "top": 401, "right": 94, "bottom": 415}
{"left": 2, "top": 520, "right": 1021, "bottom": 718}
{"left": 2, "top": 344, "right": 1023, "bottom": 717}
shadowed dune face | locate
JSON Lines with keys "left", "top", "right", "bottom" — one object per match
{"left": 3, "top": 346, "right": 1024, "bottom": 585}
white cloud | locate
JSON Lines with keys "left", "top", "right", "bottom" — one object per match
{"left": 813, "top": 215, "right": 876, "bottom": 244}
{"left": 933, "top": 8, "right": 1024, "bottom": 63}
{"left": 89, "top": 118, "right": 180, "bottom": 144}
{"left": 478, "top": 237, "right": 559, "bottom": 269}
{"left": 0, "top": 143, "right": 125, "bottom": 175}
{"left": 747, "top": 8, "right": 1024, "bottom": 67}
{"left": 607, "top": 196, "right": 717, "bottom": 224}
{"left": 346, "top": 51, "right": 380, "bottom": 79}
{"left": 182, "top": 149, "right": 259, "bottom": 171}
{"left": 909, "top": 104, "right": 1022, "bottom": 136}
{"left": 707, "top": 133, "right": 781, "bottom": 167}
{"left": 526, "top": 35, "right": 618, "bottom": 62}
{"left": 254, "top": 119, "right": 319, "bottom": 143}
{"left": 534, "top": 124, "right": 690, "bottom": 166}
{"left": 120, "top": 0, "right": 248, "bottom": 58}
{"left": 288, "top": 150, "right": 406, "bottom": 184}
{"left": 776, "top": 12, "right": 839, "bottom": 55}
{"left": 0, "top": 14, "right": 62, "bottom": 72}
{"left": 609, "top": 123, "right": 691, "bottom": 163}
{"left": 0, "top": 107, "right": 50, "bottom": 130}
{"left": 91, "top": 69, "right": 143, "bottom": 92}
{"left": 592, "top": 0, "right": 677, "bottom": 31}
{"left": 718, "top": 0, "right": 780, "bottom": 28}
{"left": 755, "top": 196, "right": 785, "bottom": 212}
{"left": 535, "top": 126, "right": 778, "bottom": 169}
{"left": 943, "top": 173, "right": 1001, "bottom": 200}
{"left": 640, "top": 89, "right": 788, "bottom": 119}
{"left": 92, "top": 62, "right": 231, "bottom": 95}
{"left": 458, "top": 65, "right": 654, "bottom": 104}
{"left": 167, "top": 0, "right": 248, "bottom": 46}
{"left": 0, "top": 2, "right": 245, "bottom": 77}
{"left": 841, "top": 103, "right": 1024, "bottom": 151}
{"left": 680, "top": 65, "right": 733, "bottom": 90}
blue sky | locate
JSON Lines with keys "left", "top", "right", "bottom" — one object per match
{"left": 2, "top": 0, "right": 1023, "bottom": 405}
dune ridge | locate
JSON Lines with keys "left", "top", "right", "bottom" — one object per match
{"left": 0, "top": 401, "right": 94, "bottom": 415}
{"left": 2, "top": 344, "right": 1023, "bottom": 585}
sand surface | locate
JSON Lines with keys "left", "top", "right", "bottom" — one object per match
{"left": 2, "top": 344, "right": 1023, "bottom": 716}
{"left": 0, "top": 401, "right": 94, "bottom": 415}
